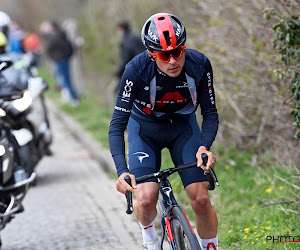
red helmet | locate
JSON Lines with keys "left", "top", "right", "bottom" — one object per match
{"left": 141, "top": 13, "right": 186, "bottom": 51}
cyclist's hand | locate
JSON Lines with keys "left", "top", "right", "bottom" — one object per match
{"left": 116, "top": 172, "right": 137, "bottom": 195}
{"left": 196, "top": 146, "right": 217, "bottom": 173}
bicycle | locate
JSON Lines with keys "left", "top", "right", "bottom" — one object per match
{"left": 124, "top": 153, "right": 220, "bottom": 250}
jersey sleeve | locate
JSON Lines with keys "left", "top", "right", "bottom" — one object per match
{"left": 108, "top": 64, "right": 139, "bottom": 176}
{"left": 198, "top": 58, "right": 219, "bottom": 150}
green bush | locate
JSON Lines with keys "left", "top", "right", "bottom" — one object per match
{"left": 265, "top": 9, "right": 300, "bottom": 140}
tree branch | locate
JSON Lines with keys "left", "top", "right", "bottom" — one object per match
{"left": 274, "top": 174, "right": 300, "bottom": 190}
{"left": 261, "top": 200, "right": 298, "bottom": 208}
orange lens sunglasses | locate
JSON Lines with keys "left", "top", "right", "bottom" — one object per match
{"left": 149, "top": 45, "right": 186, "bottom": 62}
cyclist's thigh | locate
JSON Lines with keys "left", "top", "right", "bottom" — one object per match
{"left": 127, "top": 117, "right": 161, "bottom": 180}
{"left": 185, "top": 181, "right": 210, "bottom": 201}
{"left": 170, "top": 113, "right": 208, "bottom": 188}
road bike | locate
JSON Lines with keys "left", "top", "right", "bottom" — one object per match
{"left": 125, "top": 153, "right": 219, "bottom": 250}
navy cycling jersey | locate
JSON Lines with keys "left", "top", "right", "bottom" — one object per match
{"left": 154, "top": 67, "right": 191, "bottom": 113}
{"left": 109, "top": 49, "right": 219, "bottom": 176}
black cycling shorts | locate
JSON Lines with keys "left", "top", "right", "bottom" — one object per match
{"left": 127, "top": 113, "right": 208, "bottom": 188}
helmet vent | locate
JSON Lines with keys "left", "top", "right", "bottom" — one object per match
{"left": 158, "top": 17, "right": 165, "bottom": 21}
{"left": 163, "top": 31, "right": 171, "bottom": 46}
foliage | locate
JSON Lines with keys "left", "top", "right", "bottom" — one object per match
{"left": 75, "top": 0, "right": 300, "bottom": 165}
{"left": 60, "top": 97, "right": 112, "bottom": 149}
{"left": 167, "top": 145, "right": 299, "bottom": 250}
{"left": 264, "top": 9, "right": 300, "bottom": 140}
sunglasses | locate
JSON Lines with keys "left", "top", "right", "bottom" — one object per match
{"left": 149, "top": 45, "right": 186, "bottom": 62}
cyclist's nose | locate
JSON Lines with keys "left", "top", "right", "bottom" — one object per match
{"left": 168, "top": 55, "right": 177, "bottom": 64}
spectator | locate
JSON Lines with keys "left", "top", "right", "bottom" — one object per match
{"left": 62, "top": 18, "right": 85, "bottom": 99}
{"left": 115, "top": 20, "right": 145, "bottom": 78}
{"left": 9, "top": 20, "right": 26, "bottom": 53}
{"left": 40, "top": 20, "right": 79, "bottom": 106}
{"left": 108, "top": 20, "right": 145, "bottom": 106}
{"left": 22, "top": 32, "right": 41, "bottom": 66}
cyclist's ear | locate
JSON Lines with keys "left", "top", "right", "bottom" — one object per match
{"left": 147, "top": 50, "right": 155, "bottom": 61}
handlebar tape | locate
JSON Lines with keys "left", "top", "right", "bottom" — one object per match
{"left": 201, "top": 153, "right": 217, "bottom": 190}
{"left": 124, "top": 175, "right": 133, "bottom": 214}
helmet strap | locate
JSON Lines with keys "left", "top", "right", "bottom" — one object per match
{"left": 147, "top": 50, "right": 155, "bottom": 61}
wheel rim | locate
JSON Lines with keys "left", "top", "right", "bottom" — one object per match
{"left": 173, "top": 220, "right": 192, "bottom": 250}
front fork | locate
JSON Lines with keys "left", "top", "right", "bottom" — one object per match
{"left": 159, "top": 179, "right": 178, "bottom": 250}
{"left": 161, "top": 214, "right": 177, "bottom": 250}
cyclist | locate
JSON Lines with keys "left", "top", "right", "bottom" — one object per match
{"left": 109, "top": 13, "right": 219, "bottom": 250}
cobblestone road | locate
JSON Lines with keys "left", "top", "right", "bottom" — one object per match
{"left": 1, "top": 104, "right": 142, "bottom": 250}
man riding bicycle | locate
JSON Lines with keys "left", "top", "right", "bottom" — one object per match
{"left": 109, "top": 13, "right": 219, "bottom": 250}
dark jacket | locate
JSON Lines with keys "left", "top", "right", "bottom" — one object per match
{"left": 43, "top": 31, "right": 69, "bottom": 62}
{"left": 115, "top": 30, "right": 145, "bottom": 78}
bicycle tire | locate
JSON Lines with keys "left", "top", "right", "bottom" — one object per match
{"left": 170, "top": 206, "right": 201, "bottom": 250}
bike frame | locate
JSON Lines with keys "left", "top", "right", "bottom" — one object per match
{"left": 159, "top": 178, "right": 178, "bottom": 249}
{"left": 158, "top": 177, "right": 197, "bottom": 250}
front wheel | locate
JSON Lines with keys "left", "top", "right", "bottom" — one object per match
{"left": 170, "top": 206, "right": 201, "bottom": 250}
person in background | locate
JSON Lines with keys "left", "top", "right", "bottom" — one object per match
{"left": 62, "top": 18, "right": 85, "bottom": 99}
{"left": 108, "top": 20, "right": 145, "bottom": 107}
{"left": 115, "top": 20, "right": 145, "bottom": 78}
{"left": 9, "top": 20, "right": 25, "bottom": 53}
{"left": 39, "top": 20, "right": 79, "bottom": 107}
{"left": 0, "top": 12, "right": 24, "bottom": 63}
{"left": 22, "top": 32, "right": 41, "bottom": 67}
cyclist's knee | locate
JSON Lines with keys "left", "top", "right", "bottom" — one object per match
{"left": 136, "top": 192, "right": 157, "bottom": 210}
{"left": 190, "top": 194, "right": 211, "bottom": 212}
{"left": 135, "top": 182, "right": 159, "bottom": 211}
{"left": 186, "top": 182, "right": 212, "bottom": 212}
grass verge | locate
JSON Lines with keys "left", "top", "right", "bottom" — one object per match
{"left": 166, "top": 146, "right": 299, "bottom": 249}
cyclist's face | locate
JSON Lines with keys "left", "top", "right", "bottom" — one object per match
{"left": 152, "top": 50, "right": 185, "bottom": 77}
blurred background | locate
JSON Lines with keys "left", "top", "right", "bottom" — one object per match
{"left": 1, "top": 1, "right": 299, "bottom": 248}
{"left": 0, "top": 0, "right": 299, "bottom": 164}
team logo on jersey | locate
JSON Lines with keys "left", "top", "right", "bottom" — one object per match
{"left": 207, "top": 72, "right": 214, "bottom": 105}
{"left": 176, "top": 82, "right": 188, "bottom": 88}
{"left": 133, "top": 152, "right": 149, "bottom": 163}
{"left": 122, "top": 79, "right": 133, "bottom": 102}
{"left": 114, "top": 106, "right": 130, "bottom": 113}
{"left": 155, "top": 92, "right": 188, "bottom": 107}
